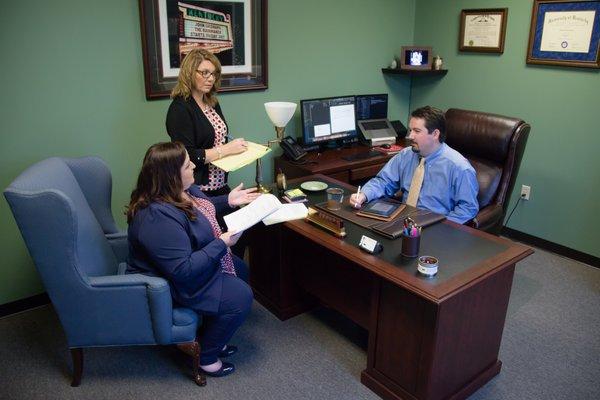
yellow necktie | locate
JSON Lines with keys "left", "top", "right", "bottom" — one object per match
{"left": 406, "top": 157, "right": 425, "bottom": 207}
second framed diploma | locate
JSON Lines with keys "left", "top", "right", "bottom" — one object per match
{"left": 459, "top": 8, "right": 508, "bottom": 53}
{"left": 527, "top": 0, "right": 600, "bottom": 68}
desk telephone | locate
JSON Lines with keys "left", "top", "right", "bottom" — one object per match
{"left": 280, "top": 136, "right": 307, "bottom": 161}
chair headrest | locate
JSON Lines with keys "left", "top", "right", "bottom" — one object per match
{"left": 445, "top": 108, "right": 524, "bottom": 164}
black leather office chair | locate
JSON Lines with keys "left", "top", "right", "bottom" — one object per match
{"left": 444, "top": 108, "right": 531, "bottom": 234}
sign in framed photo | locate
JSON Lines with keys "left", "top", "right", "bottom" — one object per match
{"left": 139, "top": 0, "right": 268, "bottom": 99}
{"left": 526, "top": 0, "right": 600, "bottom": 68}
{"left": 459, "top": 8, "right": 508, "bottom": 53}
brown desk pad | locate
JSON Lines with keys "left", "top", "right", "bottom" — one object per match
{"left": 314, "top": 199, "right": 445, "bottom": 239}
{"left": 314, "top": 199, "right": 382, "bottom": 229}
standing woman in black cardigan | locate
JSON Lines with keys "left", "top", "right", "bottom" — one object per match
{"left": 166, "top": 49, "right": 248, "bottom": 197}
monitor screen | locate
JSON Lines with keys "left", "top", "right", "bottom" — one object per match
{"left": 400, "top": 46, "right": 432, "bottom": 70}
{"left": 301, "top": 96, "right": 358, "bottom": 145}
{"left": 406, "top": 49, "right": 429, "bottom": 66}
{"left": 355, "top": 94, "right": 388, "bottom": 120}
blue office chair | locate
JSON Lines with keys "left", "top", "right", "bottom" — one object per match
{"left": 4, "top": 157, "right": 205, "bottom": 386}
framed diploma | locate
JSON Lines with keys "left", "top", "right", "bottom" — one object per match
{"left": 527, "top": 0, "right": 600, "bottom": 68}
{"left": 459, "top": 8, "right": 508, "bottom": 53}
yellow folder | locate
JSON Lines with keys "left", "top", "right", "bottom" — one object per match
{"left": 210, "top": 142, "right": 271, "bottom": 172}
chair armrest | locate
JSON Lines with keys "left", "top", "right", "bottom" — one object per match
{"left": 106, "top": 231, "right": 128, "bottom": 263}
{"left": 89, "top": 273, "right": 167, "bottom": 289}
{"left": 470, "top": 204, "right": 504, "bottom": 233}
{"left": 86, "top": 274, "right": 181, "bottom": 345}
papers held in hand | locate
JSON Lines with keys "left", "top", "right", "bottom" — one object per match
{"left": 223, "top": 194, "right": 308, "bottom": 232}
{"left": 210, "top": 142, "right": 271, "bottom": 172}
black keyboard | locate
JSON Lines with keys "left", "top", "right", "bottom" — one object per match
{"left": 342, "top": 150, "right": 382, "bottom": 161}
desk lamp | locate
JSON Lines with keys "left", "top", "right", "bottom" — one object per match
{"left": 255, "top": 101, "right": 297, "bottom": 193}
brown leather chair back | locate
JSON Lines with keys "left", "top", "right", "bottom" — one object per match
{"left": 445, "top": 108, "right": 530, "bottom": 233}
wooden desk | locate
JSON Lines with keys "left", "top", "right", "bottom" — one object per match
{"left": 274, "top": 143, "right": 405, "bottom": 184}
{"left": 247, "top": 175, "right": 533, "bottom": 400}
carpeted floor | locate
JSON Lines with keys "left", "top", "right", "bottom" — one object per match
{"left": 1, "top": 246, "right": 598, "bottom": 400}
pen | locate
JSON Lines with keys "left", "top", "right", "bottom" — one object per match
{"left": 355, "top": 185, "right": 361, "bottom": 208}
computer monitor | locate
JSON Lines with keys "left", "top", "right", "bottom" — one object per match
{"left": 355, "top": 94, "right": 388, "bottom": 121}
{"left": 301, "top": 96, "right": 358, "bottom": 146}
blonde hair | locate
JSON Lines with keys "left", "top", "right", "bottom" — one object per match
{"left": 170, "top": 48, "right": 222, "bottom": 107}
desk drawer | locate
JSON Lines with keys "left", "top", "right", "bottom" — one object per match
{"left": 350, "top": 163, "right": 386, "bottom": 181}
{"left": 327, "top": 170, "right": 350, "bottom": 183}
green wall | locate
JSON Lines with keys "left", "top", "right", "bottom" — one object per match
{"left": 0, "top": 0, "right": 415, "bottom": 305}
{"left": 411, "top": 0, "right": 600, "bottom": 257}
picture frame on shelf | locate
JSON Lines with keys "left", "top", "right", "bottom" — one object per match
{"left": 526, "top": 0, "right": 600, "bottom": 68}
{"left": 138, "top": 0, "right": 268, "bottom": 100}
{"left": 400, "top": 46, "right": 433, "bottom": 70}
{"left": 459, "top": 8, "right": 508, "bottom": 53}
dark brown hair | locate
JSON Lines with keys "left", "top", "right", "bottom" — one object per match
{"left": 126, "top": 142, "right": 196, "bottom": 223}
{"left": 410, "top": 106, "right": 446, "bottom": 142}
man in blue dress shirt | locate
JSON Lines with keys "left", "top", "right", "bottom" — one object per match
{"left": 350, "top": 106, "right": 479, "bottom": 224}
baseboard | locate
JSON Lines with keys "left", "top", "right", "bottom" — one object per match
{"left": 0, "top": 293, "right": 50, "bottom": 318}
{"left": 502, "top": 227, "right": 599, "bottom": 268}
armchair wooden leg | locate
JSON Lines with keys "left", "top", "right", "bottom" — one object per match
{"left": 70, "top": 348, "right": 83, "bottom": 387}
{"left": 177, "top": 341, "right": 206, "bottom": 386}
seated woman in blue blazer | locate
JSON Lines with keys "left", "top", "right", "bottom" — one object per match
{"left": 126, "top": 141, "right": 260, "bottom": 377}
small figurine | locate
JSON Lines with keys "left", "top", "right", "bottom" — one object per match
{"left": 433, "top": 55, "right": 443, "bottom": 70}
{"left": 390, "top": 59, "right": 398, "bottom": 69}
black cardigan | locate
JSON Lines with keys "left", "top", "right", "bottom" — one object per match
{"left": 166, "top": 96, "right": 229, "bottom": 185}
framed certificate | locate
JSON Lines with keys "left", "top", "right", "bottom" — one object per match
{"left": 527, "top": 0, "right": 600, "bottom": 68}
{"left": 459, "top": 8, "right": 508, "bottom": 53}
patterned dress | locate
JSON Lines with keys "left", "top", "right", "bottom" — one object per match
{"left": 188, "top": 193, "right": 236, "bottom": 276}
{"left": 200, "top": 106, "right": 228, "bottom": 192}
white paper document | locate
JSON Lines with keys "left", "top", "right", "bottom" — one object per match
{"left": 223, "top": 194, "right": 282, "bottom": 232}
{"left": 262, "top": 203, "right": 309, "bottom": 226}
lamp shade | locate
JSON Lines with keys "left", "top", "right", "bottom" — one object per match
{"left": 264, "top": 102, "right": 297, "bottom": 127}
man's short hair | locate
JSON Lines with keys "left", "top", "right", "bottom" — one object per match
{"left": 410, "top": 106, "right": 446, "bottom": 142}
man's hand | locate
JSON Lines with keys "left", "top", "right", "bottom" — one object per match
{"left": 349, "top": 192, "right": 367, "bottom": 208}
{"left": 220, "top": 230, "right": 242, "bottom": 247}
{"left": 228, "top": 183, "right": 260, "bottom": 207}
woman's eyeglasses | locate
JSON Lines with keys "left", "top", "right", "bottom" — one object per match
{"left": 196, "top": 70, "right": 219, "bottom": 80}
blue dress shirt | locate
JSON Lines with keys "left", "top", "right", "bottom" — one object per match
{"left": 361, "top": 143, "right": 479, "bottom": 224}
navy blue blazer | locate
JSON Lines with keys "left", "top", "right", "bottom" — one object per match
{"left": 126, "top": 186, "right": 233, "bottom": 314}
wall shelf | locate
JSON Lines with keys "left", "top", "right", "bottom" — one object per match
{"left": 381, "top": 68, "right": 448, "bottom": 76}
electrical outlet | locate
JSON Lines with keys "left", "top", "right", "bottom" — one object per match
{"left": 520, "top": 185, "right": 531, "bottom": 200}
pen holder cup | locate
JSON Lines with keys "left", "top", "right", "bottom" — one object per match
{"left": 401, "top": 233, "right": 420, "bottom": 258}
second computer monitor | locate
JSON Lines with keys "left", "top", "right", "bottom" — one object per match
{"left": 355, "top": 94, "right": 388, "bottom": 120}
{"left": 301, "top": 96, "right": 358, "bottom": 146}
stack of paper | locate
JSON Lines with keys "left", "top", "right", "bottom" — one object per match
{"left": 211, "top": 142, "right": 271, "bottom": 172}
{"left": 223, "top": 194, "right": 308, "bottom": 232}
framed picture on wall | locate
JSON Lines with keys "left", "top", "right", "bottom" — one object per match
{"left": 138, "top": 0, "right": 268, "bottom": 100}
{"left": 459, "top": 8, "right": 508, "bottom": 53}
{"left": 526, "top": 0, "right": 600, "bottom": 68}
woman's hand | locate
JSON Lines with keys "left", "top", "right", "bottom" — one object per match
{"left": 223, "top": 138, "right": 248, "bottom": 156}
{"left": 228, "top": 183, "right": 260, "bottom": 207}
{"left": 220, "top": 230, "right": 242, "bottom": 247}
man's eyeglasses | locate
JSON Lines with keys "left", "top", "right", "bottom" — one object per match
{"left": 196, "top": 69, "right": 219, "bottom": 80}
